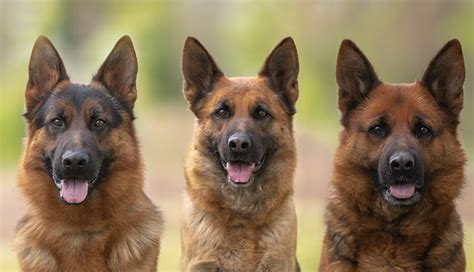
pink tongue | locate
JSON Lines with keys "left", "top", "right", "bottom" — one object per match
{"left": 61, "top": 180, "right": 89, "bottom": 204}
{"left": 389, "top": 184, "right": 415, "bottom": 199}
{"left": 226, "top": 161, "right": 255, "bottom": 183}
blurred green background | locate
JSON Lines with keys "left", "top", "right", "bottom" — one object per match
{"left": 0, "top": 0, "right": 473, "bottom": 271}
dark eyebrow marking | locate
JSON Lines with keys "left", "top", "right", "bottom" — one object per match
{"left": 255, "top": 101, "right": 270, "bottom": 110}
{"left": 415, "top": 115, "right": 425, "bottom": 123}
{"left": 369, "top": 115, "right": 387, "bottom": 126}
{"left": 414, "top": 113, "right": 434, "bottom": 125}
{"left": 90, "top": 109, "right": 101, "bottom": 120}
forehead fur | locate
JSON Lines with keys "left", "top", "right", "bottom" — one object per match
{"left": 354, "top": 83, "right": 445, "bottom": 128}
{"left": 32, "top": 83, "right": 133, "bottom": 128}
{"left": 202, "top": 76, "right": 291, "bottom": 119}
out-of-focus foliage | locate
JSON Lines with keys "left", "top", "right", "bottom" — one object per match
{"left": 1, "top": 0, "right": 473, "bottom": 166}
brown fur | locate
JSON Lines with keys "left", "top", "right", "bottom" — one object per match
{"left": 14, "top": 36, "right": 162, "bottom": 271}
{"left": 319, "top": 39, "right": 466, "bottom": 271}
{"left": 180, "top": 37, "right": 300, "bottom": 271}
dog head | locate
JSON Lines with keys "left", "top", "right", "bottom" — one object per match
{"left": 336, "top": 39, "right": 465, "bottom": 206}
{"left": 23, "top": 36, "right": 139, "bottom": 205}
{"left": 182, "top": 37, "right": 298, "bottom": 188}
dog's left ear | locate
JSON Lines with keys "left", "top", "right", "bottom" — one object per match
{"left": 421, "top": 39, "right": 465, "bottom": 118}
{"left": 94, "top": 36, "right": 138, "bottom": 108}
{"left": 259, "top": 37, "right": 299, "bottom": 114}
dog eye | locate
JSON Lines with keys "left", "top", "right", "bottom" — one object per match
{"left": 415, "top": 125, "right": 432, "bottom": 139}
{"left": 256, "top": 110, "right": 268, "bottom": 119}
{"left": 215, "top": 108, "right": 229, "bottom": 119}
{"left": 368, "top": 125, "right": 386, "bottom": 137}
{"left": 94, "top": 119, "right": 106, "bottom": 128}
{"left": 51, "top": 118, "right": 64, "bottom": 128}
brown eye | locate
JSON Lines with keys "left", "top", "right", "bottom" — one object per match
{"left": 51, "top": 118, "right": 64, "bottom": 127}
{"left": 416, "top": 125, "right": 432, "bottom": 139}
{"left": 215, "top": 108, "right": 229, "bottom": 119}
{"left": 257, "top": 110, "right": 268, "bottom": 118}
{"left": 368, "top": 124, "right": 386, "bottom": 138}
{"left": 94, "top": 119, "right": 105, "bottom": 128}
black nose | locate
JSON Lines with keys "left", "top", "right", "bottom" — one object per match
{"left": 62, "top": 150, "right": 90, "bottom": 171}
{"left": 228, "top": 133, "right": 251, "bottom": 153}
{"left": 389, "top": 151, "right": 414, "bottom": 172}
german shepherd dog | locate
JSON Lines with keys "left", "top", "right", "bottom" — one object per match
{"left": 180, "top": 37, "right": 300, "bottom": 271}
{"left": 319, "top": 39, "right": 466, "bottom": 271}
{"left": 14, "top": 36, "right": 163, "bottom": 271}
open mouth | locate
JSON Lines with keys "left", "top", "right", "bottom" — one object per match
{"left": 220, "top": 157, "right": 265, "bottom": 186}
{"left": 53, "top": 173, "right": 97, "bottom": 204}
{"left": 383, "top": 182, "right": 422, "bottom": 205}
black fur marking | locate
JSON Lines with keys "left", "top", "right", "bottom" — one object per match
{"left": 182, "top": 37, "right": 224, "bottom": 113}
{"left": 328, "top": 229, "right": 358, "bottom": 266}
{"left": 421, "top": 223, "right": 463, "bottom": 270}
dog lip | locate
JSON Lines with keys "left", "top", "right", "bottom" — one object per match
{"left": 254, "top": 156, "right": 266, "bottom": 172}
{"left": 219, "top": 156, "right": 266, "bottom": 173}
{"left": 383, "top": 189, "right": 421, "bottom": 205}
{"left": 383, "top": 179, "right": 423, "bottom": 189}
{"left": 382, "top": 183, "right": 422, "bottom": 205}
{"left": 52, "top": 172, "right": 98, "bottom": 190}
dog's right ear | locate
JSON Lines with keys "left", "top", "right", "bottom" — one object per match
{"left": 336, "top": 39, "right": 380, "bottom": 118}
{"left": 182, "top": 37, "right": 223, "bottom": 108}
{"left": 26, "top": 36, "right": 69, "bottom": 114}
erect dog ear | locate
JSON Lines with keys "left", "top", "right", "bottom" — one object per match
{"left": 182, "top": 37, "right": 223, "bottom": 108}
{"left": 421, "top": 39, "right": 465, "bottom": 119}
{"left": 94, "top": 36, "right": 138, "bottom": 108}
{"left": 336, "top": 39, "right": 380, "bottom": 117}
{"left": 258, "top": 37, "right": 299, "bottom": 114}
{"left": 26, "top": 36, "right": 69, "bottom": 114}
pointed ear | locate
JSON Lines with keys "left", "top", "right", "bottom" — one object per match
{"left": 258, "top": 37, "right": 299, "bottom": 114}
{"left": 26, "top": 36, "right": 69, "bottom": 113}
{"left": 336, "top": 39, "right": 380, "bottom": 116}
{"left": 182, "top": 37, "right": 223, "bottom": 107}
{"left": 94, "top": 36, "right": 138, "bottom": 108}
{"left": 421, "top": 39, "right": 465, "bottom": 118}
